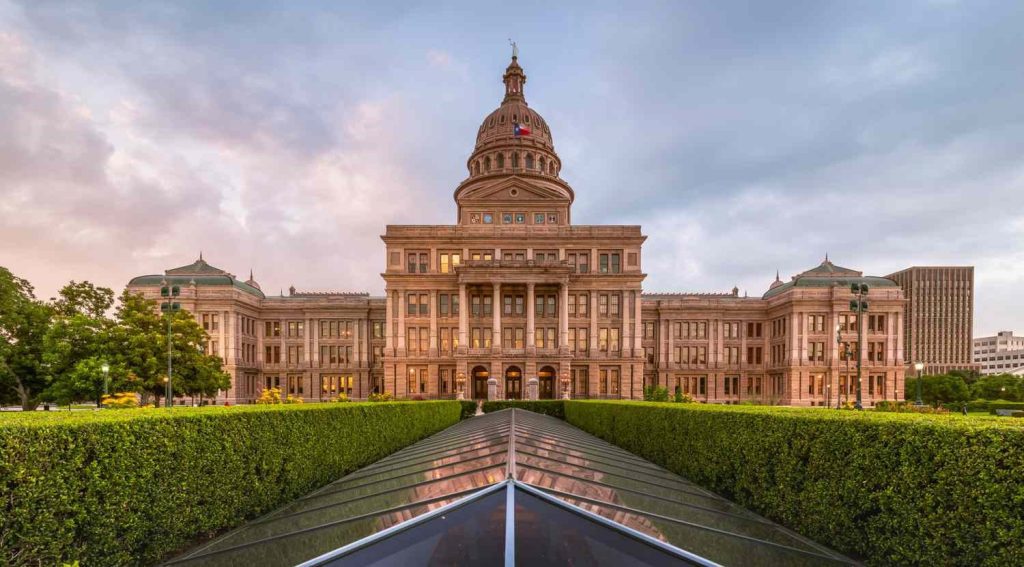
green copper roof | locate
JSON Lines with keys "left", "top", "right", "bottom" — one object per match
{"left": 763, "top": 260, "right": 898, "bottom": 299}
{"left": 166, "top": 256, "right": 232, "bottom": 276}
{"left": 127, "top": 274, "right": 266, "bottom": 299}
{"left": 127, "top": 255, "right": 265, "bottom": 298}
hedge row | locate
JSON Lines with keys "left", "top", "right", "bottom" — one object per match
{"left": 481, "top": 400, "right": 565, "bottom": 419}
{"left": 0, "top": 401, "right": 460, "bottom": 566}
{"left": 941, "top": 400, "right": 1024, "bottom": 413}
{"left": 459, "top": 400, "right": 478, "bottom": 419}
{"left": 564, "top": 401, "right": 1024, "bottom": 566}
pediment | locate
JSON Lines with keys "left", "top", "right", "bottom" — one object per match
{"left": 458, "top": 176, "right": 570, "bottom": 203}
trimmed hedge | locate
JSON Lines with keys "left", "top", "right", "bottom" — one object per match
{"left": 0, "top": 401, "right": 460, "bottom": 565}
{"left": 941, "top": 400, "right": 1024, "bottom": 414}
{"left": 459, "top": 400, "right": 478, "bottom": 419}
{"left": 481, "top": 400, "right": 565, "bottom": 419}
{"left": 565, "top": 401, "right": 1024, "bottom": 566}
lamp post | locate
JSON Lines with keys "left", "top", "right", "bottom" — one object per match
{"left": 101, "top": 362, "right": 110, "bottom": 398}
{"left": 456, "top": 372, "right": 466, "bottom": 400}
{"left": 835, "top": 324, "right": 843, "bottom": 409}
{"left": 913, "top": 362, "right": 925, "bottom": 407}
{"left": 850, "top": 283, "right": 869, "bottom": 410}
{"left": 160, "top": 280, "right": 181, "bottom": 408}
{"left": 560, "top": 370, "right": 571, "bottom": 400}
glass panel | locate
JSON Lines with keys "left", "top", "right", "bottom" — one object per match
{"left": 322, "top": 489, "right": 507, "bottom": 566}
{"left": 515, "top": 488, "right": 697, "bottom": 566}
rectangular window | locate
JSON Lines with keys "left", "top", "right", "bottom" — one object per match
{"left": 644, "top": 321, "right": 655, "bottom": 339}
{"left": 439, "top": 294, "right": 449, "bottom": 316}
{"left": 407, "top": 293, "right": 418, "bottom": 316}
{"left": 599, "top": 294, "right": 609, "bottom": 316}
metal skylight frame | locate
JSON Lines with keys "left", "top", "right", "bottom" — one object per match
{"left": 171, "top": 408, "right": 857, "bottom": 566}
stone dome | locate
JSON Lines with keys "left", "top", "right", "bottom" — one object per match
{"left": 463, "top": 55, "right": 563, "bottom": 180}
{"left": 475, "top": 101, "right": 554, "bottom": 151}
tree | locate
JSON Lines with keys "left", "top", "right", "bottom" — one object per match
{"left": 50, "top": 281, "right": 115, "bottom": 319}
{"left": 42, "top": 282, "right": 118, "bottom": 405}
{"left": 903, "top": 374, "right": 971, "bottom": 406}
{"left": 110, "top": 291, "right": 230, "bottom": 405}
{"left": 0, "top": 267, "right": 54, "bottom": 410}
{"left": 970, "top": 374, "right": 1024, "bottom": 401}
{"left": 46, "top": 358, "right": 135, "bottom": 406}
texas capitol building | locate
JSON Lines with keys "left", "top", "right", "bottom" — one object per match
{"left": 127, "top": 56, "right": 907, "bottom": 407}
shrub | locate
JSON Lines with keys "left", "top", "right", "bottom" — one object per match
{"left": 368, "top": 392, "right": 394, "bottom": 402}
{"left": 0, "top": 401, "right": 460, "bottom": 565}
{"left": 100, "top": 392, "right": 139, "bottom": 409}
{"left": 876, "top": 400, "right": 950, "bottom": 414}
{"left": 255, "top": 387, "right": 282, "bottom": 404}
{"left": 564, "top": 400, "right": 1024, "bottom": 566}
{"left": 330, "top": 392, "right": 351, "bottom": 403}
{"left": 481, "top": 400, "right": 565, "bottom": 419}
{"left": 459, "top": 400, "right": 478, "bottom": 420}
{"left": 643, "top": 385, "right": 669, "bottom": 402}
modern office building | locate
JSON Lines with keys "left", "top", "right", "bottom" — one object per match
{"left": 886, "top": 266, "right": 977, "bottom": 374}
{"left": 127, "top": 55, "right": 907, "bottom": 406}
{"left": 973, "top": 331, "right": 1024, "bottom": 375}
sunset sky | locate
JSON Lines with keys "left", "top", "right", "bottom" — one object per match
{"left": 1, "top": 1, "right": 1022, "bottom": 334}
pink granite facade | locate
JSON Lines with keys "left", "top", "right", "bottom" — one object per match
{"left": 126, "top": 56, "right": 906, "bottom": 406}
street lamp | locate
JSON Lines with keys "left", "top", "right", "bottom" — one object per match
{"left": 560, "top": 370, "right": 571, "bottom": 400}
{"left": 160, "top": 280, "right": 181, "bottom": 408}
{"left": 850, "top": 283, "right": 869, "bottom": 410}
{"left": 913, "top": 362, "right": 925, "bottom": 407}
{"left": 101, "top": 363, "right": 110, "bottom": 398}
{"left": 456, "top": 372, "right": 466, "bottom": 400}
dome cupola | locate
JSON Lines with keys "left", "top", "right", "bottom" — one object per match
{"left": 453, "top": 51, "right": 575, "bottom": 226}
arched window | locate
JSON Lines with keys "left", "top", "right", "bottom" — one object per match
{"left": 538, "top": 157, "right": 546, "bottom": 172}
{"left": 499, "top": 115, "right": 505, "bottom": 124}
{"left": 484, "top": 157, "right": 491, "bottom": 171}
{"left": 512, "top": 153, "right": 520, "bottom": 168}
{"left": 549, "top": 162, "right": 555, "bottom": 175}
{"left": 496, "top": 153, "right": 505, "bottom": 168}
{"left": 525, "top": 154, "right": 534, "bottom": 169}
{"left": 473, "top": 161, "right": 480, "bottom": 175}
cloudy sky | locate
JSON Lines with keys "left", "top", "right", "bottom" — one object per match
{"left": 1, "top": 1, "right": 1022, "bottom": 334}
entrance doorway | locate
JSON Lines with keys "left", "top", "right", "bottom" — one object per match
{"left": 472, "top": 366, "right": 489, "bottom": 400}
{"left": 505, "top": 366, "right": 523, "bottom": 400}
{"left": 538, "top": 366, "right": 556, "bottom": 399}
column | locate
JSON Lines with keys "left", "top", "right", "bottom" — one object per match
{"left": 397, "top": 290, "right": 406, "bottom": 355}
{"left": 306, "top": 317, "right": 313, "bottom": 369}
{"left": 589, "top": 292, "right": 598, "bottom": 356}
{"left": 634, "top": 293, "right": 643, "bottom": 353}
{"left": 429, "top": 290, "right": 438, "bottom": 356}
{"left": 526, "top": 282, "right": 536, "bottom": 353}
{"left": 622, "top": 290, "right": 632, "bottom": 358}
{"left": 385, "top": 290, "right": 394, "bottom": 353}
{"left": 560, "top": 282, "right": 570, "bottom": 351}
{"left": 492, "top": 283, "right": 502, "bottom": 352}
{"left": 458, "top": 284, "right": 468, "bottom": 352}
{"left": 353, "top": 318, "right": 361, "bottom": 365}
{"left": 220, "top": 310, "right": 228, "bottom": 360}
{"left": 312, "top": 319, "right": 320, "bottom": 364}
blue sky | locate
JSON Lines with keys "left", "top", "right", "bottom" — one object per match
{"left": 1, "top": 0, "right": 1022, "bottom": 334}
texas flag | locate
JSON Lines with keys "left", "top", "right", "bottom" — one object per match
{"left": 513, "top": 122, "right": 531, "bottom": 137}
